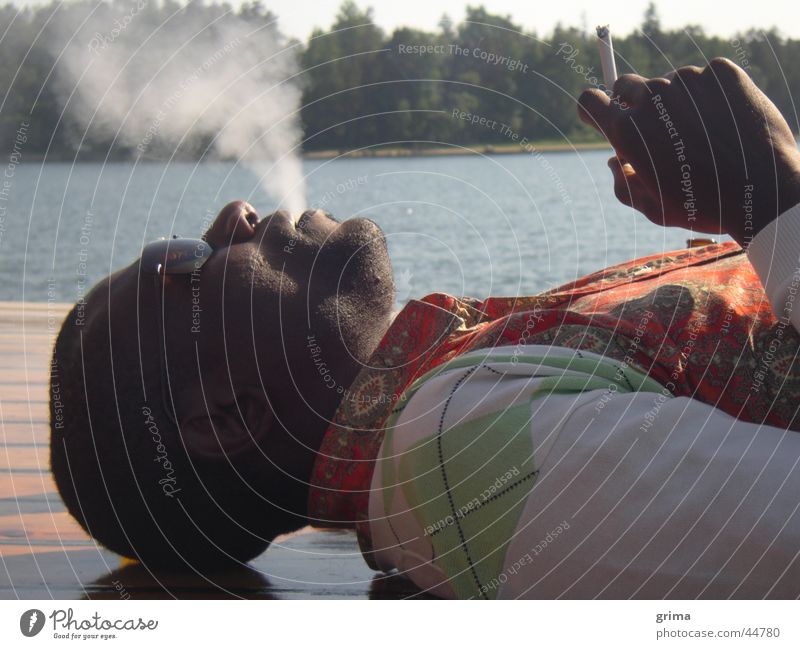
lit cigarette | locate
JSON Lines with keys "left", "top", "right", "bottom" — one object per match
{"left": 596, "top": 25, "right": 617, "bottom": 93}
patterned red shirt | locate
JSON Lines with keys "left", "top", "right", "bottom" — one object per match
{"left": 307, "top": 242, "right": 800, "bottom": 562}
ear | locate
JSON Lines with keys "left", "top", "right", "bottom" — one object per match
{"left": 178, "top": 386, "right": 276, "bottom": 460}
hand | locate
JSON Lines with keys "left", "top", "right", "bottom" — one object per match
{"left": 578, "top": 58, "right": 800, "bottom": 246}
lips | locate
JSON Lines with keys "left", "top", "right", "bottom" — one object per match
{"left": 208, "top": 205, "right": 345, "bottom": 251}
{"left": 294, "top": 209, "right": 340, "bottom": 233}
{"left": 295, "top": 210, "right": 314, "bottom": 231}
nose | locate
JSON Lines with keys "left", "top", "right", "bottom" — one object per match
{"left": 204, "top": 200, "right": 259, "bottom": 248}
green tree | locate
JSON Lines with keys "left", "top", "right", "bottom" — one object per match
{"left": 2, "top": 0, "right": 798, "bottom": 157}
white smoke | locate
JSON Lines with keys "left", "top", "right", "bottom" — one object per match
{"left": 48, "top": 0, "right": 306, "bottom": 215}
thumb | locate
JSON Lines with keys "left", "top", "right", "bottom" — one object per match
{"left": 608, "top": 156, "right": 660, "bottom": 219}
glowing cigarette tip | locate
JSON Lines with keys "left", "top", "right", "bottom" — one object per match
{"left": 596, "top": 24, "right": 618, "bottom": 92}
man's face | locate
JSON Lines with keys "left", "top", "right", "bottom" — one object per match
{"left": 87, "top": 201, "right": 395, "bottom": 472}
{"left": 165, "top": 202, "right": 396, "bottom": 452}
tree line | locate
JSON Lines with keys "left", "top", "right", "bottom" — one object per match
{"left": 1, "top": 0, "right": 798, "bottom": 158}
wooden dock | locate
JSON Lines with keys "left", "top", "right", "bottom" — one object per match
{"left": 0, "top": 301, "right": 422, "bottom": 599}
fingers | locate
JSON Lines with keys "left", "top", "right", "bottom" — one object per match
{"left": 668, "top": 65, "right": 704, "bottom": 97}
{"left": 612, "top": 74, "right": 650, "bottom": 106}
{"left": 579, "top": 75, "right": 669, "bottom": 143}
{"left": 578, "top": 71, "right": 677, "bottom": 139}
{"left": 612, "top": 67, "right": 702, "bottom": 109}
{"left": 607, "top": 156, "right": 659, "bottom": 218}
{"left": 578, "top": 88, "right": 618, "bottom": 136}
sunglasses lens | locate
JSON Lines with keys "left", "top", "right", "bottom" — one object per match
{"left": 142, "top": 238, "right": 212, "bottom": 274}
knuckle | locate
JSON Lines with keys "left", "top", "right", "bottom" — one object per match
{"left": 673, "top": 65, "right": 703, "bottom": 84}
{"left": 646, "top": 78, "right": 671, "bottom": 96}
{"left": 678, "top": 64, "right": 703, "bottom": 76}
{"left": 613, "top": 74, "right": 647, "bottom": 101}
{"left": 614, "top": 73, "right": 641, "bottom": 88}
{"left": 668, "top": 69, "right": 701, "bottom": 96}
{"left": 709, "top": 56, "right": 735, "bottom": 69}
{"left": 707, "top": 57, "right": 740, "bottom": 78}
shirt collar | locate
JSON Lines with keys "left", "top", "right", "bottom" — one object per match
{"left": 307, "top": 293, "right": 487, "bottom": 529}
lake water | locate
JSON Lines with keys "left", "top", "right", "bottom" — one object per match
{"left": 0, "top": 151, "right": 718, "bottom": 305}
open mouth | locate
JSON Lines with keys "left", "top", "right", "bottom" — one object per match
{"left": 295, "top": 211, "right": 313, "bottom": 231}
{"left": 296, "top": 209, "right": 339, "bottom": 231}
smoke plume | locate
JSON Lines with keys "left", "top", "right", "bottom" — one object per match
{"left": 48, "top": 0, "right": 306, "bottom": 214}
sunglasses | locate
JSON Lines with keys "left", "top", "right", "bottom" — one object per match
{"left": 140, "top": 237, "right": 214, "bottom": 425}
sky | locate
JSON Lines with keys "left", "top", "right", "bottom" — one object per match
{"left": 246, "top": 0, "right": 797, "bottom": 40}
{"left": 14, "top": 0, "right": 800, "bottom": 40}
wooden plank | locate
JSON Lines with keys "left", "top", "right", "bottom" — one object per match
{"left": 0, "top": 473, "right": 58, "bottom": 499}
{"left": 0, "top": 372, "right": 51, "bottom": 384}
{"left": 0, "top": 446, "right": 48, "bottom": 472}
{"left": 0, "top": 340, "right": 56, "bottom": 349}
{"left": 0, "top": 345, "right": 53, "bottom": 355}
{"left": 0, "top": 316, "right": 62, "bottom": 325}
{"left": 0, "top": 325, "right": 53, "bottom": 336}
{"left": 0, "top": 402, "right": 49, "bottom": 423}
{"left": 0, "top": 333, "right": 54, "bottom": 342}
{"left": 0, "top": 305, "right": 70, "bottom": 344}
{"left": 0, "top": 351, "right": 52, "bottom": 360}
{"left": 0, "top": 385, "right": 49, "bottom": 402}
{"left": 0, "top": 494, "right": 63, "bottom": 517}
{"left": 0, "top": 318, "right": 67, "bottom": 332}
{"left": 0, "top": 340, "right": 53, "bottom": 349}
{"left": 0, "top": 370, "right": 50, "bottom": 381}
{"left": 0, "top": 302, "right": 73, "bottom": 311}
{"left": 0, "top": 331, "right": 54, "bottom": 338}
{"left": 0, "top": 511, "right": 90, "bottom": 545}
{"left": 0, "top": 422, "right": 49, "bottom": 445}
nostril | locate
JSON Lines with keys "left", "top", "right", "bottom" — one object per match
{"left": 205, "top": 200, "right": 258, "bottom": 247}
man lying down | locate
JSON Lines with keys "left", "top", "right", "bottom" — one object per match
{"left": 50, "top": 59, "right": 800, "bottom": 598}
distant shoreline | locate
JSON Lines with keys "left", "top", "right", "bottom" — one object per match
{"left": 303, "top": 141, "right": 612, "bottom": 159}
{"left": 16, "top": 140, "right": 613, "bottom": 163}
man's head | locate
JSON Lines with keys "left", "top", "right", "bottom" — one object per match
{"left": 50, "top": 202, "right": 395, "bottom": 568}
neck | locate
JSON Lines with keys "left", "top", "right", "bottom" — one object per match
{"left": 299, "top": 313, "right": 395, "bottom": 522}
{"left": 326, "top": 313, "right": 394, "bottom": 419}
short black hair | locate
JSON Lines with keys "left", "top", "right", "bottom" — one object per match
{"left": 50, "top": 277, "right": 306, "bottom": 569}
